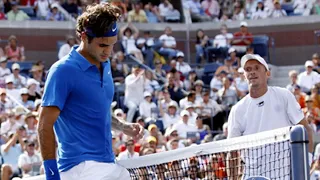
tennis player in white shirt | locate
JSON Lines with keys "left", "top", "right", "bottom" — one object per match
{"left": 227, "top": 54, "right": 314, "bottom": 179}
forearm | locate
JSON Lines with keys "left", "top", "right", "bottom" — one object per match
{"left": 38, "top": 120, "right": 56, "bottom": 160}
{"left": 111, "top": 114, "right": 128, "bottom": 131}
{"left": 306, "top": 125, "right": 314, "bottom": 153}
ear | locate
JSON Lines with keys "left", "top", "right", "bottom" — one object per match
{"left": 80, "top": 32, "right": 87, "bottom": 42}
{"left": 266, "top": 70, "right": 271, "bottom": 78}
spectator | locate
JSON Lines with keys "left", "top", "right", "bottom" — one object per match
{"left": 24, "top": 112, "right": 38, "bottom": 142}
{"left": 297, "top": 60, "right": 320, "bottom": 93}
{"left": 159, "top": 100, "right": 179, "bottom": 130}
{"left": 171, "top": 110, "right": 197, "bottom": 139}
{"left": 0, "top": 8, "right": 6, "bottom": 20}
{"left": 207, "top": 24, "right": 233, "bottom": 62}
{"left": 286, "top": 70, "right": 298, "bottom": 92}
{"left": 114, "top": 51, "right": 129, "bottom": 76}
{"left": 6, "top": 63, "right": 27, "bottom": 89}
{"left": 303, "top": 96, "right": 320, "bottom": 127}
{"left": 18, "top": 140, "right": 42, "bottom": 178}
{"left": 251, "top": 0, "right": 268, "bottom": 20}
{"left": 158, "top": 89, "right": 173, "bottom": 114}
{"left": 158, "top": 27, "right": 177, "bottom": 60}
{"left": 292, "top": 84, "right": 306, "bottom": 109}
{"left": 179, "top": 91, "right": 196, "bottom": 110}
{"left": 184, "top": 70, "right": 198, "bottom": 91}
{"left": 127, "top": 2, "right": 148, "bottom": 23}
{"left": 5, "top": 78, "right": 20, "bottom": 100}
{"left": 234, "top": 67, "right": 249, "bottom": 98}
{"left": 0, "top": 57, "right": 11, "bottom": 88}
{"left": 120, "top": 23, "right": 144, "bottom": 63}
{"left": 165, "top": 72, "right": 184, "bottom": 103}
{"left": 111, "top": 59, "right": 125, "bottom": 84}
{"left": 61, "top": 0, "right": 78, "bottom": 18}
{"left": 184, "top": 0, "right": 211, "bottom": 22}
{"left": 1, "top": 129, "right": 25, "bottom": 180}
{"left": 117, "top": 139, "right": 139, "bottom": 160}
{"left": 111, "top": 0, "right": 128, "bottom": 22}
{"left": 29, "top": 65, "right": 45, "bottom": 89}
{"left": 246, "top": 0, "right": 258, "bottom": 19}
{"left": 139, "top": 91, "right": 157, "bottom": 119}
{"left": 175, "top": 52, "right": 191, "bottom": 77}
{"left": 0, "top": 89, "right": 15, "bottom": 114}
{"left": 213, "top": 122, "right": 228, "bottom": 141}
{"left": 58, "top": 35, "right": 77, "bottom": 60}
{"left": 19, "top": 88, "right": 34, "bottom": 110}
{"left": 6, "top": 2, "right": 30, "bottom": 21}
{"left": 5, "top": 35, "right": 26, "bottom": 62}
{"left": 34, "top": 0, "right": 50, "bottom": 20}
{"left": 312, "top": 53, "right": 320, "bottom": 73}
{"left": 158, "top": 0, "right": 180, "bottom": 22}
{"left": 26, "top": 78, "right": 41, "bottom": 102}
{"left": 210, "top": 71, "right": 227, "bottom": 101}
{"left": 0, "top": 110, "right": 21, "bottom": 137}
{"left": 144, "top": 2, "right": 161, "bottom": 23}
{"left": 311, "top": 86, "right": 320, "bottom": 109}
{"left": 201, "top": 0, "right": 220, "bottom": 19}
{"left": 232, "top": 2, "right": 245, "bottom": 21}
{"left": 148, "top": 124, "right": 166, "bottom": 149}
{"left": 218, "top": 77, "right": 238, "bottom": 109}
{"left": 124, "top": 65, "right": 145, "bottom": 123}
{"left": 231, "top": 22, "right": 253, "bottom": 54}
{"left": 268, "top": 0, "right": 287, "bottom": 18}
{"left": 195, "top": 29, "right": 210, "bottom": 64}
{"left": 144, "top": 70, "right": 160, "bottom": 94}
{"left": 195, "top": 115, "right": 211, "bottom": 141}
{"left": 46, "top": 4, "right": 64, "bottom": 21}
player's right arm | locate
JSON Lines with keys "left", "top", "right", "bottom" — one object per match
{"left": 38, "top": 63, "right": 73, "bottom": 180}
{"left": 38, "top": 106, "right": 60, "bottom": 160}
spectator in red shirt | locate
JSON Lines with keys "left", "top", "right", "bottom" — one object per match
{"left": 0, "top": 10, "right": 5, "bottom": 20}
{"left": 231, "top": 21, "right": 253, "bottom": 54}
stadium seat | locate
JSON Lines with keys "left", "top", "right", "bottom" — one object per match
{"left": 281, "top": 3, "right": 294, "bottom": 14}
{"left": 203, "top": 62, "right": 220, "bottom": 74}
{"left": 252, "top": 35, "right": 269, "bottom": 61}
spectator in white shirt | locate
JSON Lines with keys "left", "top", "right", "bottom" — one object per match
{"left": 184, "top": 103, "right": 198, "bottom": 126}
{"left": 194, "top": 80, "right": 204, "bottom": 103}
{"left": 234, "top": 67, "right": 249, "bottom": 98}
{"left": 172, "top": 110, "right": 197, "bottom": 139}
{"left": 0, "top": 88, "right": 14, "bottom": 114}
{"left": 20, "top": 88, "right": 34, "bottom": 111}
{"left": 18, "top": 141, "right": 42, "bottom": 178}
{"left": 0, "top": 57, "right": 11, "bottom": 88}
{"left": 34, "top": 0, "right": 50, "bottom": 19}
{"left": 5, "top": 77, "right": 20, "bottom": 101}
{"left": 124, "top": 65, "right": 145, "bottom": 123}
{"left": 160, "top": 101, "right": 180, "bottom": 130}
{"left": 210, "top": 71, "right": 227, "bottom": 101}
{"left": 58, "top": 35, "right": 77, "bottom": 59}
{"left": 218, "top": 77, "right": 238, "bottom": 109}
{"left": 184, "top": 0, "right": 211, "bottom": 22}
{"left": 117, "top": 139, "right": 139, "bottom": 160}
{"left": 158, "top": 0, "right": 180, "bottom": 22}
{"left": 268, "top": 0, "right": 287, "bottom": 18}
{"left": 139, "top": 91, "right": 157, "bottom": 119}
{"left": 246, "top": 0, "right": 258, "bottom": 19}
{"left": 297, "top": 60, "right": 320, "bottom": 94}
{"left": 251, "top": 0, "right": 268, "bottom": 20}
{"left": 179, "top": 91, "right": 196, "bottom": 110}
{"left": 286, "top": 70, "right": 299, "bottom": 92}
{"left": 175, "top": 52, "right": 191, "bottom": 77}
{"left": 6, "top": 63, "right": 26, "bottom": 89}
{"left": 158, "top": 27, "right": 177, "bottom": 60}
{"left": 0, "top": 110, "right": 21, "bottom": 137}
{"left": 201, "top": 0, "right": 220, "bottom": 19}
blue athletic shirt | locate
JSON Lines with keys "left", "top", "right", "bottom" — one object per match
{"left": 42, "top": 46, "right": 115, "bottom": 172}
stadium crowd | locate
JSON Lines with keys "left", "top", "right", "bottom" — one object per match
{"left": 0, "top": 0, "right": 320, "bottom": 22}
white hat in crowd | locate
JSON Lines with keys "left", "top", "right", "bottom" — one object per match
{"left": 20, "top": 88, "right": 28, "bottom": 95}
{"left": 180, "top": 109, "right": 189, "bottom": 117}
{"left": 11, "top": 63, "right": 20, "bottom": 70}
{"left": 305, "top": 60, "right": 314, "bottom": 67}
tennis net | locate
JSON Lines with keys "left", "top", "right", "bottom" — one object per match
{"left": 24, "top": 125, "right": 310, "bottom": 180}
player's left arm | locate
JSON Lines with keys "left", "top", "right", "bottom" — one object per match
{"left": 111, "top": 114, "right": 144, "bottom": 140}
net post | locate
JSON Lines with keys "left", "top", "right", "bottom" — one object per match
{"left": 290, "top": 125, "right": 310, "bottom": 180}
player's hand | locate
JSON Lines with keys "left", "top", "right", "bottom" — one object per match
{"left": 123, "top": 123, "right": 144, "bottom": 140}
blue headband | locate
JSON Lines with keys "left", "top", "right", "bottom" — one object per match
{"left": 84, "top": 23, "right": 118, "bottom": 37}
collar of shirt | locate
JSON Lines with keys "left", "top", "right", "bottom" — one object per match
{"left": 69, "top": 45, "right": 109, "bottom": 72}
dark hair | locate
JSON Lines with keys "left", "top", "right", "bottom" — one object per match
{"left": 76, "top": 3, "right": 121, "bottom": 43}
{"left": 256, "top": 2, "right": 264, "bottom": 11}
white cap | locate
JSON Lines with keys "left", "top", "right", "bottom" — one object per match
{"left": 176, "top": 52, "right": 184, "bottom": 57}
{"left": 114, "top": 108, "right": 124, "bottom": 116}
{"left": 143, "top": 91, "right": 152, "bottom": 98}
{"left": 11, "top": 63, "right": 20, "bottom": 70}
{"left": 5, "top": 77, "right": 13, "bottom": 84}
{"left": 180, "top": 109, "right": 189, "bottom": 117}
{"left": 228, "top": 47, "right": 236, "bottom": 54}
{"left": 305, "top": 60, "right": 314, "bottom": 67}
{"left": 185, "top": 102, "right": 194, "bottom": 109}
{"left": 168, "top": 101, "right": 178, "bottom": 109}
{"left": 136, "top": 38, "right": 146, "bottom": 45}
{"left": 0, "top": 57, "right": 7, "bottom": 63}
{"left": 241, "top": 54, "right": 269, "bottom": 71}
{"left": 240, "top": 21, "right": 248, "bottom": 27}
{"left": 238, "top": 67, "right": 244, "bottom": 73}
{"left": 20, "top": 88, "right": 28, "bottom": 95}
{"left": 34, "top": 99, "right": 42, "bottom": 108}
{"left": 27, "top": 78, "right": 39, "bottom": 87}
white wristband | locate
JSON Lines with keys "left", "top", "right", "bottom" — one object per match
{"left": 309, "top": 152, "right": 313, "bottom": 167}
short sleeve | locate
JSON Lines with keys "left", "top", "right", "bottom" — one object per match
{"left": 285, "top": 89, "right": 304, "bottom": 125}
{"left": 42, "top": 64, "right": 73, "bottom": 111}
{"left": 227, "top": 105, "right": 242, "bottom": 138}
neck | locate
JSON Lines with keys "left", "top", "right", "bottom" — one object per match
{"left": 249, "top": 85, "right": 268, "bottom": 98}
{"left": 28, "top": 152, "right": 34, "bottom": 156}
{"left": 77, "top": 42, "right": 101, "bottom": 69}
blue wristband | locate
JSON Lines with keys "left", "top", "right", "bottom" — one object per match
{"left": 43, "top": 159, "right": 60, "bottom": 180}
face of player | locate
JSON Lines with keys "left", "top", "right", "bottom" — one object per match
{"left": 243, "top": 60, "right": 270, "bottom": 89}
{"left": 85, "top": 35, "right": 117, "bottom": 65}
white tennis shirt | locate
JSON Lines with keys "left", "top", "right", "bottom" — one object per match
{"left": 227, "top": 86, "right": 304, "bottom": 179}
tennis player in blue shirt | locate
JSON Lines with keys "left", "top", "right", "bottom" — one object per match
{"left": 37, "top": 3, "right": 144, "bottom": 180}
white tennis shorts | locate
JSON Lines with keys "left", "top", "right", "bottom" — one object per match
{"left": 60, "top": 161, "right": 130, "bottom": 180}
